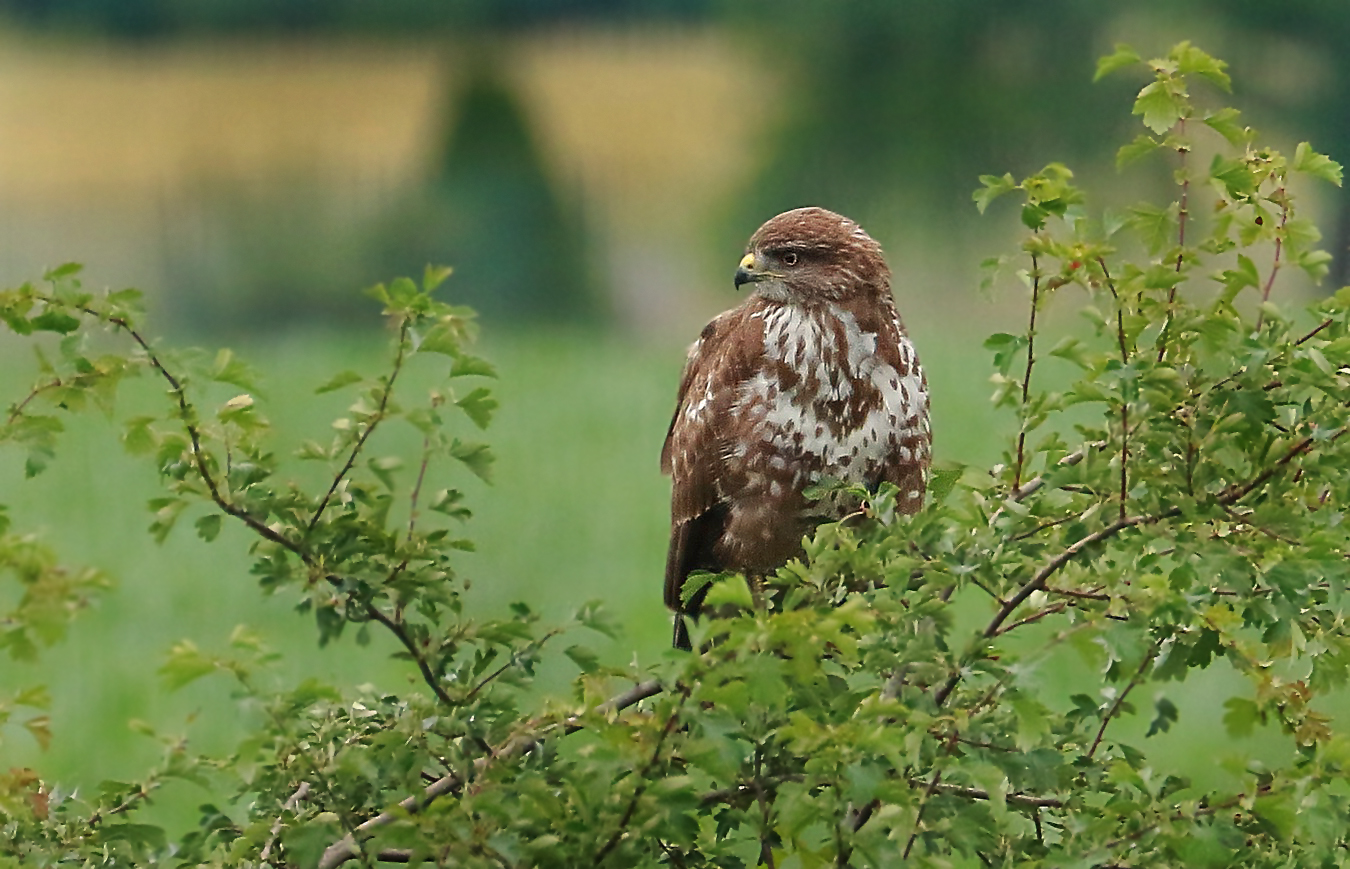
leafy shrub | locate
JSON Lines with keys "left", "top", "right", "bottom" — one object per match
{"left": 3, "top": 41, "right": 1350, "bottom": 867}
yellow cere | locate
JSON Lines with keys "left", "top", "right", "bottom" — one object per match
{"left": 739, "top": 252, "right": 756, "bottom": 270}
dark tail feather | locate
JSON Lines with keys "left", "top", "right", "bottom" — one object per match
{"left": 672, "top": 613, "right": 692, "bottom": 651}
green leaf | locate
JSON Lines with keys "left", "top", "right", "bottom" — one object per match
{"left": 1203, "top": 107, "right": 1249, "bottom": 147}
{"left": 564, "top": 644, "right": 600, "bottom": 673}
{"left": 456, "top": 387, "right": 497, "bottom": 430}
{"left": 575, "top": 600, "right": 620, "bottom": 639}
{"left": 1293, "top": 141, "right": 1343, "bottom": 187}
{"left": 1146, "top": 695, "right": 1178, "bottom": 737}
{"left": 450, "top": 352, "right": 498, "bottom": 379}
{"left": 423, "top": 264, "right": 454, "bottom": 293}
{"left": 1253, "top": 790, "right": 1297, "bottom": 841}
{"left": 194, "top": 514, "right": 223, "bottom": 543}
{"left": 1094, "top": 43, "right": 1140, "bottom": 81}
{"left": 1116, "top": 134, "right": 1160, "bottom": 169}
{"left": 1172, "top": 41, "right": 1231, "bottom": 91}
{"left": 209, "top": 348, "right": 259, "bottom": 391}
{"left": 96, "top": 824, "right": 167, "bottom": 850}
{"left": 315, "top": 370, "right": 363, "bottom": 394}
{"left": 29, "top": 309, "right": 81, "bottom": 334}
{"left": 1133, "top": 80, "right": 1185, "bottom": 134}
{"left": 450, "top": 440, "right": 494, "bottom": 483}
{"left": 121, "top": 416, "right": 157, "bottom": 456}
{"left": 702, "top": 575, "right": 754, "bottom": 612}
{"left": 1222, "top": 697, "right": 1260, "bottom": 738}
{"left": 1126, "top": 202, "right": 1178, "bottom": 254}
{"left": 973, "top": 173, "right": 1016, "bottom": 214}
{"left": 159, "top": 641, "right": 218, "bottom": 691}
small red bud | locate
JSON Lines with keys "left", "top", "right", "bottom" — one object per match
{"left": 1069, "top": 261, "right": 1082, "bottom": 270}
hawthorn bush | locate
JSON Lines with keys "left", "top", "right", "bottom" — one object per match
{"left": 4, "top": 41, "right": 1350, "bottom": 867}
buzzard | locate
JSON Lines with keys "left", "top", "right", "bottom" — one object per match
{"left": 661, "top": 207, "right": 931, "bottom": 649}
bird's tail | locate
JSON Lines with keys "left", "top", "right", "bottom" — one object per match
{"left": 672, "top": 613, "right": 692, "bottom": 651}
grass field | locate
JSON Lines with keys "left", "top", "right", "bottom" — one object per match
{"left": 0, "top": 302, "right": 1302, "bottom": 832}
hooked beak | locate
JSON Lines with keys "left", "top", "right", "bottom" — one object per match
{"left": 733, "top": 251, "right": 761, "bottom": 290}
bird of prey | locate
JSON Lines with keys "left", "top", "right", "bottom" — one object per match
{"left": 661, "top": 206, "right": 931, "bottom": 649}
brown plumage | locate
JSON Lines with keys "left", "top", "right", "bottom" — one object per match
{"left": 661, "top": 206, "right": 931, "bottom": 648}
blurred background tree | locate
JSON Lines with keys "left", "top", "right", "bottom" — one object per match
{"left": 0, "top": 0, "right": 1344, "bottom": 331}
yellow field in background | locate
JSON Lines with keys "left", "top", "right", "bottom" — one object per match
{"left": 0, "top": 29, "right": 772, "bottom": 324}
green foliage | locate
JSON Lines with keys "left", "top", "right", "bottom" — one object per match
{"left": 3, "top": 40, "right": 1350, "bottom": 867}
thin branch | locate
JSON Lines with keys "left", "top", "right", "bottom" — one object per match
{"left": 1158, "top": 121, "right": 1189, "bottom": 363}
{"left": 406, "top": 435, "right": 433, "bottom": 543}
{"left": 1013, "top": 252, "right": 1041, "bottom": 491}
{"left": 307, "top": 320, "right": 411, "bottom": 535}
{"left": 1087, "top": 643, "right": 1159, "bottom": 759}
{"left": 913, "top": 780, "right": 1064, "bottom": 809}
{"left": 990, "top": 600, "right": 1068, "bottom": 637}
{"left": 902, "top": 769, "right": 943, "bottom": 859}
{"left": 1007, "top": 441, "right": 1106, "bottom": 504}
{"left": 1256, "top": 184, "right": 1289, "bottom": 330}
{"left": 259, "top": 782, "right": 311, "bottom": 862}
{"left": 318, "top": 678, "right": 664, "bottom": 869}
{"left": 1296, "top": 317, "right": 1334, "bottom": 345}
{"left": 594, "top": 707, "right": 682, "bottom": 864}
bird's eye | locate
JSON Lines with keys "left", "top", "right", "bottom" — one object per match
{"left": 782, "top": 251, "right": 800, "bottom": 266}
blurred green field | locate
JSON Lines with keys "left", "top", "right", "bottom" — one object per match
{"left": 0, "top": 298, "right": 1305, "bottom": 830}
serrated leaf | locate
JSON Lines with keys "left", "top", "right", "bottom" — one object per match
{"left": 1094, "top": 43, "right": 1140, "bottom": 81}
{"left": 450, "top": 440, "right": 494, "bottom": 483}
{"left": 1133, "top": 80, "right": 1184, "bottom": 134}
{"left": 209, "top": 348, "right": 259, "bottom": 391}
{"left": 1222, "top": 697, "right": 1259, "bottom": 738}
{"left": 456, "top": 387, "right": 497, "bottom": 430}
{"left": 702, "top": 575, "right": 754, "bottom": 612}
{"left": 1203, "top": 107, "right": 1249, "bottom": 147}
{"left": 1172, "top": 41, "right": 1230, "bottom": 91}
{"left": 1116, "top": 134, "right": 1160, "bottom": 169}
{"left": 1146, "top": 696, "right": 1178, "bottom": 737}
{"left": 973, "top": 173, "right": 1016, "bottom": 214}
{"left": 1293, "top": 141, "right": 1343, "bottom": 187}
{"left": 194, "top": 514, "right": 223, "bottom": 543}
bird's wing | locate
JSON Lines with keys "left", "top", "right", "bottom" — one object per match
{"left": 875, "top": 315, "right": 932, "bottom": 514}
{"left": 661, "top": 305, "right": 758, "bottom": 610}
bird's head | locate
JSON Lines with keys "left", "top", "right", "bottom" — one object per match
{"left": 734, "top": 206, "right": 890, "bottom": 304}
